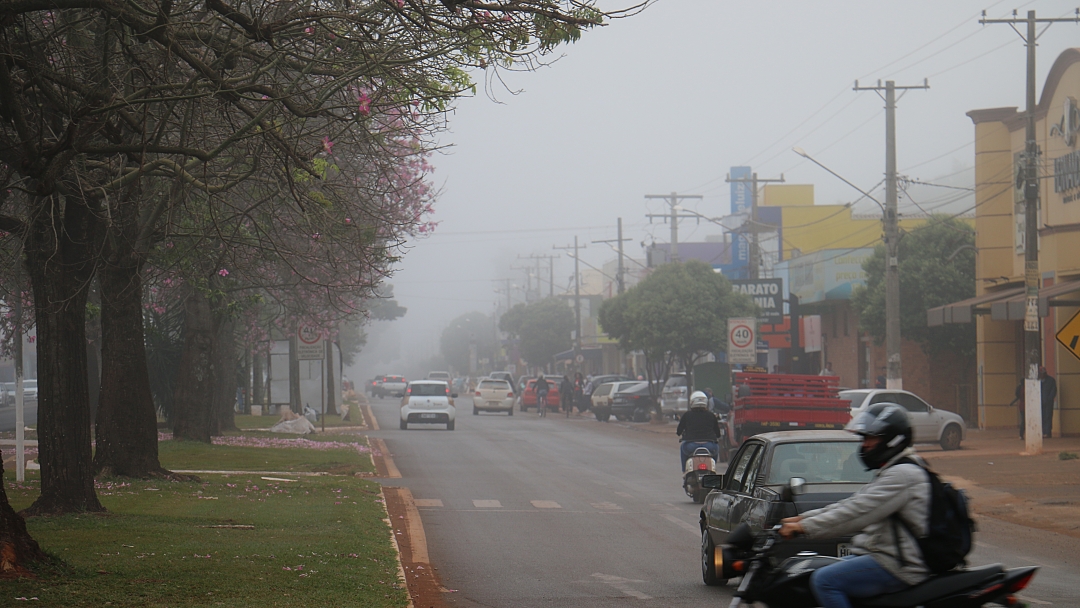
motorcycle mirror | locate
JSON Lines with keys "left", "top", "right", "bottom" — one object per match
{"left": 789, "top": 477, "right": 807, "bottom": 496}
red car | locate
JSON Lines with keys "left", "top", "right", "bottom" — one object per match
{"left": 520, "top": 377, "right": 564, "bottom": 412}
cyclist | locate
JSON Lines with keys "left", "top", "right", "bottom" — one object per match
{"left": 535, "top": 374, "right": 550, "bottom": 414}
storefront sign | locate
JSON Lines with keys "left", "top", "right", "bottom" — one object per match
{"left": 1050, "top": 96, "right": 1080, "bottom": 147}
{"left": 731, "top": 278, "right": 784, "bottom": 320}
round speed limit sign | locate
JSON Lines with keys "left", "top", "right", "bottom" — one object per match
{"left": 730, "top": 324, "right": 754, "bottom": 348}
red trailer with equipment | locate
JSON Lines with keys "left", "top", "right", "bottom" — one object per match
{"left": 723, "top": 372, "right": 850, "bottom": 459}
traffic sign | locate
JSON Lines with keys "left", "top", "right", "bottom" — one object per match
{"left": 296, "top": 324, "right": 325, "bottom": 360}
{"left": 728, "top": 317, "right": 757, "bottom": 365}
{"left": 1056, "top": 308, "right": 1080, "bottom": 362}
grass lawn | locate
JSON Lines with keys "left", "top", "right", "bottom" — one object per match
{"left": 4, "top": 438, "right": 405, "bottom": 607}
{"left": 158, "top": 435, "right": 375, "bottom": 476}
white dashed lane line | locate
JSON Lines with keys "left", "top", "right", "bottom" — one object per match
{"left": 472, "top": 500, "right": 502, "bottom": 508}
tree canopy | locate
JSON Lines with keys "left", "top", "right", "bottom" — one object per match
{"left": 851, "top": 215, "right": 976, "bottom": 359}
{"left": 440, "top": 311, "right": 495, "bottom": 374}
{"left": 499, "top": 298, "right": 574, "bottom": 369}
{"left": 599, "top": 260, "right": 755, "bottom": 404}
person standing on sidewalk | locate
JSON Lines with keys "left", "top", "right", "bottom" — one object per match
{"left": 1040, "top": 366, "right": 1057, "bottom": 438}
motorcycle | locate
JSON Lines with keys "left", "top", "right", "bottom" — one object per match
{"left": 682, "top": 444, "right": 718, "bottom": 504}
{"left": 716, "top": 478, "right": 1039, "bottom": 608}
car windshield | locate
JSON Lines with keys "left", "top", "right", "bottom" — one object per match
{"left": 410, "top": 384, "right": 447, "bottom": 397}
{"left": 840, "top": 391, "right": 870, "bottom": 410}
{"left": 665, "top": 376, "right": 686, "bottom": 387}
{"left": 478, "top": 380, "right": 509, "bottom": 390}
{"left": 765, "top": 441, "right": 873, "bottom": 484}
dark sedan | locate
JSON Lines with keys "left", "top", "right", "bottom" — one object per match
{"left": 699, "top": 431, "right": 872, "bottom": 586}
{"left": 609, "top": 381, "right": 659, "bottom": 422}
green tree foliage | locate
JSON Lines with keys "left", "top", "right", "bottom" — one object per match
{"left": 851, "top": 215, "right": 976, "bottom": 359}
{"left": 499, "top": 298, "right": 574, "bottom": 368}
{"left": 598, "top": 261, "right": 755, "bottom": 407}
{"left": 441, "top": 312, "right": 496, "bottom": 374}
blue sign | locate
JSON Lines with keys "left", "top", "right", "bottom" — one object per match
{"left": 730, "top": 166, "right": 752, "bottom": 273}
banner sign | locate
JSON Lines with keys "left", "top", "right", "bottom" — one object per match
{"left": 730, "top": 166, "right": 752, "bottom": 272}
{"left": 732, "top": 278, "right": 784, "bottom": 321}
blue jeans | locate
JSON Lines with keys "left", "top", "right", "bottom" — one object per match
{"left": 810, "top": 555, "right": 908, "bottom": 608}
{"left": 680, "top": 441, "right": 718, "bottom": 470}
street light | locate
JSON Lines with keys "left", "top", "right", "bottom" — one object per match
{"left": 792, "top": 146, "right": 902, "bottom": 390}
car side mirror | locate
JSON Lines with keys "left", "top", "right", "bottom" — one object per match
{"left": 780, "top": 477, "right": 806, "bottom": 502}
{"left": 702, "top": 474, "right": 725, "bottom": 490}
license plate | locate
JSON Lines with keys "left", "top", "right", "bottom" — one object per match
{"left": 837, "top": 543, "right": 852, "bottom": 557}
{"left": 420, "top": 413, "right": 437, "bottom": 419}
{"left": 488, "top": 401, "right": 502, "bottom": 407}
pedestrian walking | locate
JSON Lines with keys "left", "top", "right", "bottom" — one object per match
{"left": 875, "top": 367, "right": 887, "bottom": 389}
{"left": 560, "top": 375, "right": 574, "bottom": 416}
{"left": 573, "top": 372, "right": 586, "bottom": 414}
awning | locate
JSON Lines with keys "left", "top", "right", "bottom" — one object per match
{"left": 926, "top": 286, "right": 1023, "bottom": 327}
{"left": 927, "top": 278, "right": 1080, "bottom": 326}
{"left": 554, "top": 347, "right": 603, "bottom": 362}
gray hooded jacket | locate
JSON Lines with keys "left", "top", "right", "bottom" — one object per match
{"left": 797, "top": 448, "right": 931, "bottom": 585}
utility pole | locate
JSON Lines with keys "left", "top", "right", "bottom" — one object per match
{"left": 980, "top": 9, "right": 1078, "bottom": 453}
{"left": 855, "top": 78, "right": 929, "bottom": 391}
{"left": 726, "top": 173, "right": 785, "bottom": 279}
{"left": 554, "top": 237, "right": 587, "bottom": 369}
{"left": 645, "top": 192, "right": 702, "bottom": 262}
{"left": 593, "top": 217, "right": 633, "bottom": 295}
{"left": 510, "top": 264, "right": 533, "bottom": 300}
{"left": 519, "top": 254, "right": 559, "bottom": 298}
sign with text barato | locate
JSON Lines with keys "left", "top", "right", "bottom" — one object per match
{"left": 728, "top": 317, "right": 757, "bottom": 365}
{"left": 732, "top": 278, "right": 784, "bottom": 320}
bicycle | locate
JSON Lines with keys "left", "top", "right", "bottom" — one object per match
{"left": 537, "top": 390, "right": 548, "bottom": 417}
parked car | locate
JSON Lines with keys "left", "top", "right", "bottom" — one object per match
{"left": 590, "top": 381, "right": 645, "bottom": 422}
{"left": 472, "top": 379, "right": 515, "bottom": 415}
{"left": 582, "top": 374, "right": 633, "bottom": 401}
{"left": 400, "top": 381, "right": 456, "bottom": 430}
{"left": 841, "top": 389, "right": 965, "bottom": 450}
{"left": 700, "top": 430, "right": 873, "bottom": 585}
{"left": 661, "top": 373, "right": 689, "bottom": 417}
{"left": 374, "top": 375, "right": 407, "bottom": 398}
{"left": 609, "top": 381, "right": 659, "bottom": 422}
{"left": 0, "top": 382, "right": 12, "bottom": 407}
{"left": 520, "top": 376, "right": 564, "bottom": 412}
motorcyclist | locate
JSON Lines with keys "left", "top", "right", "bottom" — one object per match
{"left": 534, "top": 374, "right": 550, "bottom": 410}
{"left": 676, "top": 391, "right": 722, "bottom": 468}
{"left": 702, "top": 387, "right": 730, "bottom": 416}
{"left": 779, "top": 403, "right": 931, "bottom": 608}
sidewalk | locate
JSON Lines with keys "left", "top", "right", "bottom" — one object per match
{"left": 619, "top": 419, "right": 1080, "bottom": 539}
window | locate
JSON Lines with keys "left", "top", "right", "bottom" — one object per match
{"left": 841, "top": 391, "right": 870, "bottom": 410}
{"left": 726, "top": 444, "right": 762, "bottom": 494}
{"left": 593, "top": 384, "right": 613, "bottom": 397}
{"left": 410, "top": 384, "right": 447, "bottom": 397}
{"left": 766, "top": 442, "right": 873, "bottom": 484}
{"left": 896, "top": 393, "right": 929, "bottom": 413}
{"left": 666, "top": 375, "right": 687, "bottom": 388}
{"left": 478, "top": 380, "right": 509, "bottom": 391}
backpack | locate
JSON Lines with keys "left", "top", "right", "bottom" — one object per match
{"left": 890, "top": 456, "right": 975, "bottom": 574}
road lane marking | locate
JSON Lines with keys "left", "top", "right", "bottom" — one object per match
{"left": 662, "top": 513, "right": 701, "bottom": 538}
{"left": 531, "top": 500, "right": 561, "bottom": 509}
{"left": 614, "top": 491, "right": 634, "bottom": 498}
{"left": 415, "top": 499, "right": 444, "bottom": 507}
{"left": 473, "top": 500, "right": 502, "bottom": 508}
{"left": 590, "top": 502, "right": 623, "bottom": 510}
{"left": 588, "top": 573, "right": 651, "bottom": 600}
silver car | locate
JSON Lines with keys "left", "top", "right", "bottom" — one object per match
{"left": 661, "top": 373, "right": 689, "bottom": 417}
{"left": 841, "top": 389, "right": 965, "bottom": 450}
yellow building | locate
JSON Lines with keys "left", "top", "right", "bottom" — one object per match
{"left": 932, "top": 48, "right": 1080, "bottom": 436}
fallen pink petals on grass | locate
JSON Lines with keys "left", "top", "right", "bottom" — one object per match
{"left": 208, "top": 435, "right": 372, "bottom": 456}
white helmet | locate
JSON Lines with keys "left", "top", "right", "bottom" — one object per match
{"left": 690, "top": 390, "right": 709, "bottom": 409}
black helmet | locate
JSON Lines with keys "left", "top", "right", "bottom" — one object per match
{"left": 849, "top": 403, "right": 912, "bottom": 470}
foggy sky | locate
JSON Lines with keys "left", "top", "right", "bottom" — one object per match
{"left": 348, "top": 0, "right": 1080, "bottom": 378}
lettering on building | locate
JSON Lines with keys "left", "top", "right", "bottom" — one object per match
{"left": 732, "top": 278, "right": 783, "bottom": 320}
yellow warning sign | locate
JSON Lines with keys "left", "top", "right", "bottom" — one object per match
{"left": 1057, "top": 308, "right": 1080, "bottom": 362}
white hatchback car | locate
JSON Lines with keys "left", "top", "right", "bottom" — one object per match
{"left": 841, "top": 389, "right": 965, "bottom": 450}
{"left": 400, "top": 381, "right": 456, "bottom": 430}
{"left": 472, "top": 379, "right": 515, "bottom": 415}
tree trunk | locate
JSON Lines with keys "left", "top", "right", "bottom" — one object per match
{"left": 86, "top": 286, "right": 101, "bottom": 425}
{"left": 212, "top": 315, "right": 239, "bottom": 435}
{"left": 23, "top": 194, "right": 104, "bottom": 515}
{"left": 172, "top": 290, "right": 215, "bottom": 442}
{"left": 0, "top": 459, "right": 47, "bottom": 575}
{"left": 94, "top": 254, "right": 167, "bottom": 476}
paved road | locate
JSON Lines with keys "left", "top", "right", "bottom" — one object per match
{"left": 368, "top": 395, "right": 1078, "bottom": 607}
{"left": 0, "top": 402, "right": 37, "bottom": 432}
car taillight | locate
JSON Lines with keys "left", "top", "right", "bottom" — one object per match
{"left": 406, "top": 387, "right": 412, "bottom": 394}
{"left": 507, "top": 392, "right": 514, "bottom": 398}
{"left": 475, "top": 391, "right": 481, "bottom": 396}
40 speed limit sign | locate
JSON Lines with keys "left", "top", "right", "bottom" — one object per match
{"left": 727, "top": 317, "right": 758, "bottom": 365}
